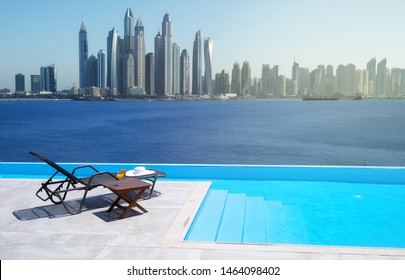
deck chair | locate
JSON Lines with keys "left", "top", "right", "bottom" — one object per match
{"left": 29, "top": 151, "right": 119, "bottom": 215}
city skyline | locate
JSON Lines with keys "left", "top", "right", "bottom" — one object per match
{"left": 1, "top": 0, "right": 404, "bottom": 91}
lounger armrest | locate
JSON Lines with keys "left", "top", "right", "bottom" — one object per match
{"left": 72, "top": 165, "right": 100, "bottom": 175}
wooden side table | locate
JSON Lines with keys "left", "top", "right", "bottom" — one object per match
{"left": 102, "top": 178, "right": 151, "bottom": 219}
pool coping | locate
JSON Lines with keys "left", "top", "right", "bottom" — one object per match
{"left": 160, "top": 182, "right": 405, "bottom": 258}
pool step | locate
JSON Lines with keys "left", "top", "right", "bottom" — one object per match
{"left": 186, "top": 189, "right": 228, "bottom": 242}
{"left": 243, "top": 196, "right": 266, "bottom": 243}
{"left": 187, "top": 190, "right": 308, "bottom": 244}
{"left": 216, "top": 193, "right": 246, "bottom": 242}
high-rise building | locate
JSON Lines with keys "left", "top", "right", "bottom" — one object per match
{"left": 86, "top": 55, "right": 98, "bottom": 87}
{"left": 145, "top": 52, "right": 155, "bottom": 95}
{"left": 154, "top": 32, "right": 163, "bottom": 95}
{"left": 15, "top": 73, "right": 25, "bottom": 93}
{"left": 154, "top": 13, "right": 173, "bottom": 96}
{"left": 79, "top": 20, "right": 88, "bottom": 88}
{"left": 367, "top": 57, "right": 376, "bottom": 96}
{"left": 123, "top": 9, "right": 135, "bottom": 94}
{"left": 162, "top": 13, "right": 172, "bottom": 95}
{"left": 376, "top": 58, "right": 387, "bottom": 97}
{"left": 231, "top": 62, "right": 241, "bottom": 95}
{"left": 97, "top": 50, "right": 106, "bottom": 88}
{"left": 135, "top": 18, "right": 146, "bottom": 89}
{"left": 241, "top": 61, "right": 251, "bottom": 96}
{"left": 172, "top": 43, "right": 181, "bottom": 95}
{"left": 204, "top": 38, "right": 213, "bottom": 95}
{"left": 124, "top": 8, "right": 134, "bottom": 50}
{"left": 180, "top": 49, "right": 190, "bottom": 95}
{"left": 270, "top": 65, "right": 279, "bottom": 96}
{"left": 261, "top": 64, "right": 271, "bottom": 96}
{"left": 107, "top": 28, "right": 118, "bottom": 95}
{"left": 40, "top": 65, "right": 57, "bottom": 93}
{"left": 192, "top": 30, "right": 202, "bottom": 95}
{"left": 215, "top": 70, "right": 229, "bottom": 95}
{"left": 30, "top": 75, "right": 40, "bottom": 93}
{"left": 291, "top": 60, "right": 300, "bottom": 96}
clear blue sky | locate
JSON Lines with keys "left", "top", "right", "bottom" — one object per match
{"left": 1, "top": 0, "right": 404, "bottom": 91}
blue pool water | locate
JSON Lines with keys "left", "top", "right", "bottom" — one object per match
{"left": 185, "top": 180, "right": 405, "bottom": 248}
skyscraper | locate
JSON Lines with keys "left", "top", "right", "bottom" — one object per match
{"left": 124, "top": 8, "right": 134, "bottom": 48}
{"left": 172, "top": 43, "right": 181, "bottom": 95}
{"left": 15, "top": 73, "right": 25, "bottom": 93}
{"left": 97, "top": 50, "right": 106, "bottom": 88}
{"left": 154, "top": 13, "right": 173, "bottom": 96}
{"left": 31, "top": 75, "right": 40, "bottom": 93}
{"left": 161, "top": 13, "right": 173, "bottom": 95}
{"left": 145, "top": 52, "right": 155, "bottom": 95}
{"left": 40, "top": 65, "right": 57, "bottom": 93}
{"left": 231, "top": 62, "right": 241, "bottom": 95}
{"left": 79, "top": 20, "right": 88, "bottom": 88}
{"left": 154, "top": 32, "right": 163, "bottom": 95}
{"left": 107, "top": 28, "right": 118, "bottom": 95}
{"left": 204, "top": 38, "right": 213, "bottom": 95}
{"left": 86, "top": 55, "right": 98, "bottom": 87}
{"left": 215, "top": 70, "right": 229, "bottom": 95}
{"left": 376, "top": 58, "right": 387, "bottom": 97}
{"left": 123, "top": 9, "right": 135, "bottom": 94}
{"left": 180, "top": 49, "right": 190, "bottom": 95}
{"left": 261, "top": 64, "right": 271, "bottom": 96}
{"left": 192, "top": 30, "right": 202, "bottom": 95}
{"left": 292, "top": 60, "right": 300, "bottom": 96}
{"left": 135, "top": 18, "right": 146, "bottom": 89}
{"left": 241, "top": 61, "right": 251, "bottom": 96}
{"left": 367, "top": 58, "right": 376, "bottom": 96}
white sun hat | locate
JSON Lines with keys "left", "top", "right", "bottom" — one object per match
{"left": 126, "top": 166, "right": 155, "bottom": 177}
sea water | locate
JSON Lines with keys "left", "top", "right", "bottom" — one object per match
{"left": 1, "top": 99, "right": 405, "bottom": 166}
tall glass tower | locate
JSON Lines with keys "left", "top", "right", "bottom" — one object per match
{"left": 135, "top": 18, "right": 146, "bottom": 89}
{"left": 241, "top": 61, "right": 251, "bottom": 96}
{"left": 172, "top": 43, "right": 181, "bottom": 95}
{"left": 192, "top": 30, "right": 202, "bottom": 95}
{"left": 162, "top": 13, "right": 173, "bottom": 95}
{"left": 204, "top": 38, "right": 213, "bottom": 96}
{"left": 123, "top": 8, "right": 135, "bottom": 94}
{"left": 97, "top": 50, "right": 106, "bottom": 88}
{"left": 107, "top": 28, "right": 118, "bottom": 95}
{"left": 180, "top": 49, "right": 190, "bottom": 95}
{"left": 79, "top": 20, "right": 88, "bottom": 88}
{"left": 231, "top": 62, "right": 241, "bottom": 95}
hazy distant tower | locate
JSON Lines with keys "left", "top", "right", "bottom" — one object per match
{"left": 204, "top": 38, "right": 214, "bottom": 95}
{"left": 241, "top": 61, "right": 251, "bottom": 96}
{"left": 231, "top": 62, "right": 241, "bottom": 95}
{"left": 79, "top": 20, "right": 88, "bottom": 88}
{"left": 367, "top": 58, "right": 376, "bottom": 96}
{"left": 376, "top": 58, "right": 387, "bottom": 97}
{"left": 192, "top": 30, "right": 202, "bottom": 95}
{"left": 180, "top": 49, "right": 190, "bottom": 95}
{"left": 172, "top": 43, "right": 181, "bottom": 95}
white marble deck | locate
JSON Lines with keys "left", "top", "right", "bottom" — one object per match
{"left": 1, "top": 178, "right": 405, "bottom": 260}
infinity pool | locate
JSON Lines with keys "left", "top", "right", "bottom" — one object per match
{"left": 2, "top": 162, "right": 405, "bottom": 248}
{"left": 185, "top": 180, "right": 405, "bottom": 248}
